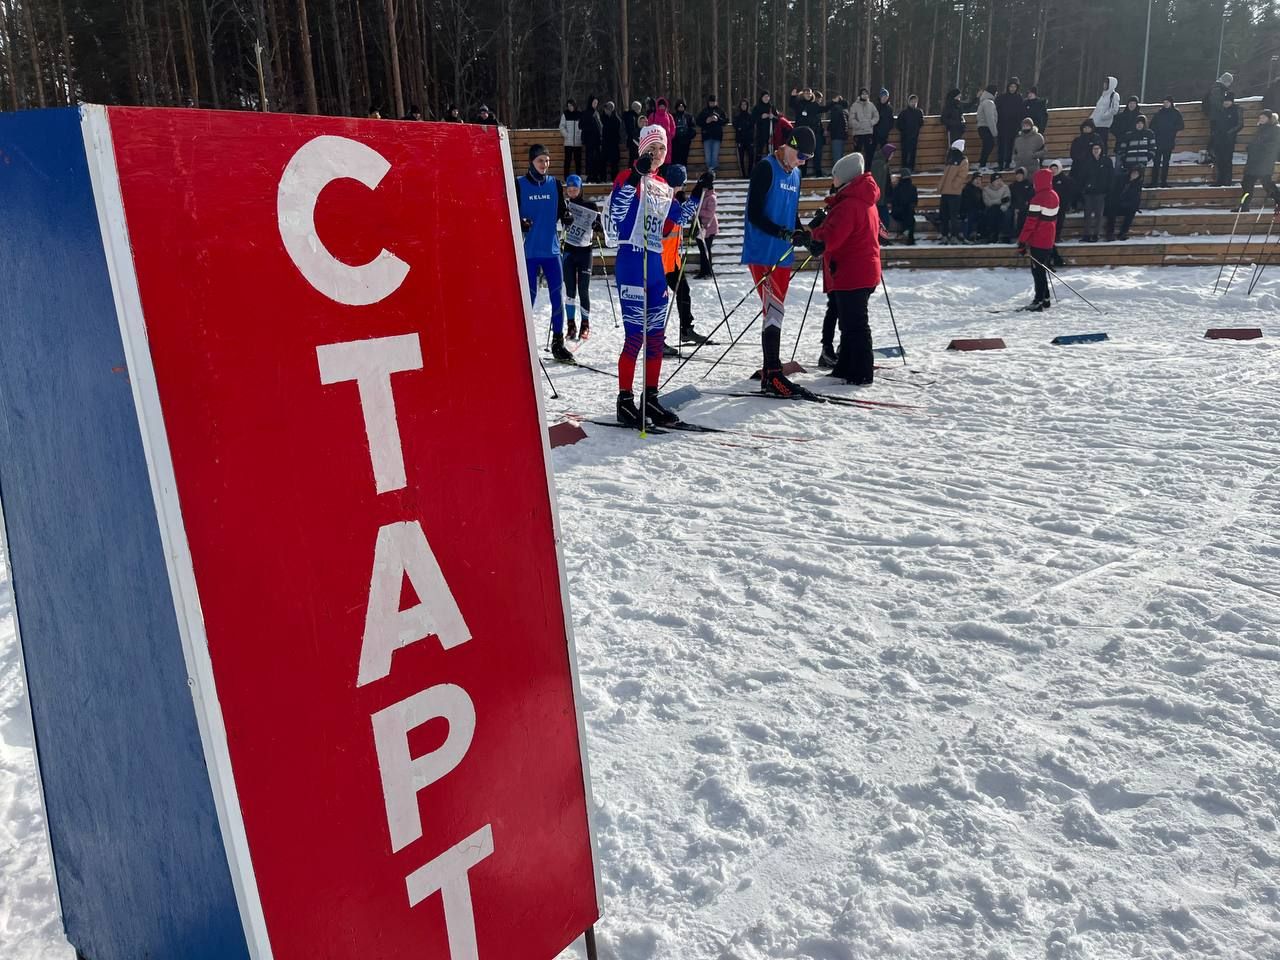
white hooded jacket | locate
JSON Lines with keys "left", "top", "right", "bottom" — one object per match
{"left": 1091, "top": 77, "right": 1120, "bottom": 130}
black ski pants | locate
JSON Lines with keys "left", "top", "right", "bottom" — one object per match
{"left": 1153, "top": 146, "right": 1173, "bottom": 186}
{"left": 564, "top": 146, "right": 583, "bottom": 177}
{"left": 978, "top": 128, "right": 996, "bottom": 167}
{"left": 1241, "top": 174, "right": 1280, "bottom": 209}
{"left": 1029, "top": 247, "right": 1052, "bottom": 303}
{"left": 831, "top": 288, "right": 874, "bottom": 383}
{"left": 562, "top": 245, "right": 593, "bottom": 322}
{"left": 997, "top": 129, "right": 1016, "bottom": 169}
{"left": 665, "top": 268, "right": 696, "bottom": 330}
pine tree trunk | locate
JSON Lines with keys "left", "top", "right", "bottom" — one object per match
{"left": 984, "top": 0, "right": 994, "bottom": 85}
{"left": 0, "top": 1, "right": 19, "bottom": 110}
{"left": 23, "top": 0, "right": 46, "bottom": 107}
{"left": 620, "top": 0, "right": 629, "bottom": 107}
{"left": 384, "top": 0, "right": 403, "bottom": 117}
{"left": 297, "top": 0, "right": 319, "bottom": 112}
{"left": 925, "top": 4, "right": 937, "bottom": 115}
{"left": 820, "top": 0, "right": 828, "bottom": 93}
{"left": 862, "top": 0, "right": 872, "bottom": 93}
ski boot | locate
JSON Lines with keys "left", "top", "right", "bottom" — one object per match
{"left": 680, "top": 323, "right": 709, "bottom": 345}
{"left": 662, "top": 342, "right": 681, "bottom": 357}
{"left": 566, "top": 317, "right": 578, "bottom": 340}
{"left": 616, "top": 390, "right": 643, "bottom": 427}
{"left": 578, "top": 318, "right": 591, "bottom": 341}
{"left": 760, "top": 368, "right": 818, "bottom": 400}
{"left": 817, "top": 344, "right": 838, "bottom": 369}
{"left": 550, "top": 333, "right": 575, "bottom": 362}
{"left": 643, "top": 387, "right": 681, "bottom": 426}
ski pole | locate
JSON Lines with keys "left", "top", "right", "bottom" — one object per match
{"left": 1213, "top": 192, "right": 1250, "bottom": 294}
{"left": 1223, "top": 206, "right": 1267, "bottom": 296}
{"left": 660, "top": 245, "right": 795, "bottom": 389}
{"left": 597, "top": 230, "right": 620, "bottom": 327}
{"left": 789, "top": 256, "right": 823, "bottom": 362}
{"left": 661, "top": 193, "right": 703, "bottom": 359}
{"left": 1029, "top": 255, "right": 1103, "bottom": 314}
{"left": 706, "top": 255, "right": 733, "bottom": 337}
{"left": 699, "top": 253, "right": 815, "bottom": 383}
{"left": 537, "top": 357, "right": 559, "bottom": 399}
{"left": 881, "top": 274, "right": 908, "bottom": 364}
{"left": 1246, "top": 210, "right": 1277, "bottom": 296}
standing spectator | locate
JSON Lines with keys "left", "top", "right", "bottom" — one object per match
{"left": 891, "top": 167, "right": 918, "bottom": 244}
{"left": 1150, "top": 97, "right": 1184, "bottom": 188}
{"left": 870, "top": 143, "right": 896, "bottom": 226}
{"left": 658, "top": 165, "right": 712, "bottom": 347}
{"left": 581, "top": 95, "right": 604, "bottom": 182}
{"left": 1078, "top": 142, "right": 1111, "bottom": 241}
{"left": 404, "top": 104, "right": 423, "bottom": 120}
{"left": 981, "top": 170, "right": 1012, "bottom": 241}
{"left": 961, "top": 171, "right": 985, "bottom": 242}
{"left": 1010, "top": 167, "right": 1034, "bottom": 237}
{"left": 695, "top": 178, "right": 719, "bottom": 277}
{"left": 1105, "top": 164, "right": 1143, "bottom": 241}
{"left": 601, "top": 102, "right": 623, "bottom": 181}
{"left": 941, "top": 87, "right": 966, "bottom": 146}
{"left": 366, "top": 105, "right": 383, "bottom": 119}
{"left": 826, "top": 95, "right": 850, "bottom": 168}
{"left": 1240, "top": 109, "right": 1280, "bottom": 211}
{"left": 1118, "top": 115, "right": 1156, "bottom": 184}
{"left": 810, "top": 150, "right": 882, "bottom": 386}
{"left": 623, "top": 100, "right": 644, "bottom": 167}
{"left": 443, "top": 104, "right": 463, "bottom": 123}
{"left": 1091, "top": 76, "right": 1121, "bottom": 156}
{"left": 1069, "top": 120, "right": 1102, "bottom": 201}
{"left": 1210, "top": 93, "right": 1243, "bottom": 187}
{"left": 473, "top": 105, "right": 496, "bottom": 124}
{"left": 1110, "top": 96, "right": 1141, "bottom": 156}
{"left": 896, "top": 94, "right": 924, "bottom": 170}
{"left": 1017, "top": 168, "right": 1060, "bottom": 310}
{"left": 696, "top": 95, "right": 728, "bottom": 172}
{"left": 752, "top": 92, "right": 781, "bottom": 163}
{"left": 995, "top": 77, "right": 1025, "bottom": 169}
{"left": 649, "top": 97, "right": 677, "bottom": 144}
{"left": 671, "top": 100, "right": 696, "bottom": 166}
{"left": 1202, "top": 72, "right": 1234, "bottom": 163}
{"left": 850, "top": 88, "right": 879, "bottom": 166}
{"left": 1012, "top": 118, "right": 1046, "bottom": 173}
{"left": 873, "top": 88, "right": 896, "bottom": 153}
{"left": 976, "top": 86, "right": 998, "bottom": 168}
{"left": 938, "top": 139, "right": 969, "bottom": 243}
{"left": 560, "top": 99, "right": 583, "bottom": 176}
{"left": 734, "top": 98, "right": 756, "bottom": 176}
{"left": 791, "top": 88, "right": 827, "bottom": 176}
{"left": 1024, "top": 87, "right": 1049, "bottom": 132}
{"left": 1049, "top": 160, "right": 1073, "bottom": 251}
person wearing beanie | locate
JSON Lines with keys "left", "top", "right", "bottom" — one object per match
{"left": 938, "top": 139, "right": 970, "bottom": 243}
{"left": 623, "top": 100, "right": 645, "bottom": 166}
{"left": 1118, "top": 115, "right": 1156, "bottom": 183}
{"left": 516, "top": 144, "right": 573, "bottom": 360}
{"left": 751, "top": 92, "right": 781, "bottom": 164}
{"left": 870, "top": 143, "right": 896, "bottom": 227}
{"left": 976, "top": 86, "right": 998, "bottom": 168}
{"left": 1150, "top": 97, "right": 1184, "bottom": 188}
{"left": 560, "top": 174, "right": 604, "bottom": 342}
{"left": 891, "top": 167, "right": 918, "bottom": 244}
{"left": 1011, "top": 117, "right": 1046, "bottom": 174}
{"left": 1010, "top": 166, "right": 1034, "bottom": 237}
{"left": 810, "top": 149, "right": 882, "bottom": 385}
{"left": 941, "top": 87, "right": 966, "bottom": 147}
{"left": 734, "top": 98, "right": 756, "bottom": 176}
{"left": 443, "top": 104, "right": 463, "bottom": 122}
{"left": 1203, "top": 72, "right": 1235, "bottom": 167}
{"left": 789, "top": 87, "right": 827, "bottom": 176}
{"left": 1017, "top": 168, "right": 1060, "bottom": 309}
{"left": 895, "top": 94, "right": 924, "bottom": 170}
{"left": 1104, "top": 164, "right": 1143, "bottom": 241}
{"left": 1077, "top": 144, "right": 1112, "bottom": 242}
{"left": 1091, "top": 77, "right": 1121, "bottom": 157}
{"left": 607, "top": 124, "right": 708, "bottom": 427}
{"left": 1240, "top": 109, "right": 1280, "bottom": 212}
{"left": 1111, "top": 96, "right": 1141, "bottom": 156}
{"left": 1210, "top": 92, "right": 1243, "bottom": 187}
{"left": 696, "top": 94, "right": 728, "bottom": 173}
{"left": 1069, "top": 120, "right": 1103, "bottom": 190}
{"left": 472, "top": 104, "right": 495, "bottom": 125}
{"left": 996, "top": 77, "right": 1025, "bottom": 169}
{"left": 1024, "top": 86, "right": 1049, "bottom": 133}
{"left": 559, "top": 98, "right": 583, "bottom": 176}
{"left": 671, "top": 99, "right": 697, "bottom": 166}
{"left": 648, "top": 97, "right": 677, "bottom": 147}
{"left": 742, "top": 124, "right": 817, "bottom": 398}
{"left": 814, "top": 152, "right": 867, "bottom": 365}
{"left": 581, "top": 95, "right": 604, "bottom": 182}
{"left": 602, "top": 101, "right": 623, "bottom": 180}
{"left": 873, "top": 88, "right": 895, "bottom": 154}
{"left": 850, "top": 88, "right": 879, "bottom": 166}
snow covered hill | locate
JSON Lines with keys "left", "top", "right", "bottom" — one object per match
{"left": 4, "top": 265, "right": 1279, "bottom": 959}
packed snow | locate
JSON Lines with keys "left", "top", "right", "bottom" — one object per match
{"left": 3, "top": 264, "right": 1279, "bottom": 959}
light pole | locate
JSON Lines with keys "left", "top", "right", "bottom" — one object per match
{"left": 954, "top": 2, "right": 966, "bottom": 90}
{"left": 1140, "top": 0, "right": 1153, "bottom": 102}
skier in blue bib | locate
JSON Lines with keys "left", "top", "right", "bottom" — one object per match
{"left": 517, "top": 143, "right": 575, "bottom": 361}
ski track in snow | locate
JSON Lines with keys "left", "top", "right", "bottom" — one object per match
{"left": 4, "top": 266, "right": 1280, "bottom": 959}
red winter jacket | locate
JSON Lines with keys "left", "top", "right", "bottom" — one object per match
{"left": 811, "top": 173, "right": 882, "bottom": 292}
{"left": 1018, "top": 168, "right": 1060, "bottom": 249}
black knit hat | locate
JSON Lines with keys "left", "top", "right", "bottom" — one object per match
{"left": 529, "top": 143, "right": 550, "bottom": 161}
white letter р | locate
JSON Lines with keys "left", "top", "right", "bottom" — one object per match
{"left": 277, "top": 135, "right": 410, "bottom": 306}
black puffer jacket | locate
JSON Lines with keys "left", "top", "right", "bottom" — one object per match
{"left": 1245, "top": 122, "right": 1280, "bottom": 176}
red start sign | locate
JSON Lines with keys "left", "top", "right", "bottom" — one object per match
{"left": 105, "top": 108, "right": 600, "bottom": 958}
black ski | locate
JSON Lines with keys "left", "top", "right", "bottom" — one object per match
{"left": 543, "top": 355, "right": 615, "bottom": 377}
{"left": 570, "top": 418, "right": 671, "bottom": 435}
{"left": 703, "top": 390, "right": 830, "bottom": 405}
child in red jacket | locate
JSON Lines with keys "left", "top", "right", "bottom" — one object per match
{"left": 1017, "top": 168, "right": 1060, "bottom": 311}
{"left": 810, "top": 151, "right": 882, "bottom": 384}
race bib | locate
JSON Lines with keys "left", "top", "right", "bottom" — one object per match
{"left": 564, "top": 201, "right": 598, "bottom": 247}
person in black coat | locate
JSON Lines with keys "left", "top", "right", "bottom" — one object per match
{"left": 671, "top": 99, "right": 697, "bottom": 166}
{"left": 1110, "top": 97, "right": 1142, "bottom": 158}
{"left": 995, "top": 77, "right": 1025, "bottom": 169}
{"left": 891, "top": 167, "right": 918, "bottom": 243}
{"left": 790, "top": 88, "right": 827, "bottom": 176}
{"left": 873, "top": 88, "right": 896, "bottom": 150}
{"left": 1077, "top": 143, "right": 1112, "bottom": 241}
{"left": 941, "top": 87, "right": 966, "bottom": 145}
{"left": 1024, "top": 87, "right": 1049, "bottom": 132}
{"left": 1069, "top": 119, "right": 1102, "bottom": 206}
{"left": 1149, "top": 97, "right": 1184, "bottom": 188}
{"left": 1105, "top": 164, "right": 1143, "bottom": 241}
{"left": 623, "top": 100, "right": 644, "bottom": 166}
{"left": 1241, "top": 109, "right": 1280, "bottom": 210}
{"left": 580, "top": 95, "right": 604, "bottom": 182}
{"left": 825, "top": 96, "right": 850, "bottom": 164}
{"left": 733, "top": 99, "right": 755, "bottom": 176}
{"left": 1210, "top": 93, "right": 1243, "bottom": 187}
{"left": 601, "top": 101, "right": 623, "bottom": 181}
{"left": 896, "top": 94, "right": 924, "bottom": 170}
{"left": 1009, "top": 167, "right": 1034, "bottom": 237}
{"left": 752, "top": 92, "right": 781, "bottom": 163}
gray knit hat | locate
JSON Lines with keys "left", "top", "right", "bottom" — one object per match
{"left": 831, "top": 151, "right": 865, "bottom": 186}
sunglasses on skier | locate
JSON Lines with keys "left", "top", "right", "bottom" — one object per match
{"left": 796, "top": 152, "right": 811, "bottom": 162}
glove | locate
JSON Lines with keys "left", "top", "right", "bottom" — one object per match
{"left": 560, "top": 210, "right": 575, "bottom": 226}
{"left": 636, "top": 153, "right": 654, "bottom": 175}
{"left": 807, "top": 238, "right": 826, "bottom": 256}
{"left": 696, "top": 170, "right": 715, "bottom": 190}
{"left": 1017, "top": 243, "right": 1027, "bottom": 256}
{"left": 808, "top": 208, "right": 828, "bottom": 230}
{"left": 520, "top": 217, "right": 533, "bottom": 233}
{"left": 791, "top": 228, "right": 812, "bottom": 247}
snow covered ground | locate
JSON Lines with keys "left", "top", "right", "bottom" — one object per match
{"left": 4, "top": 264, "right": 1280, "bottom": 959}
